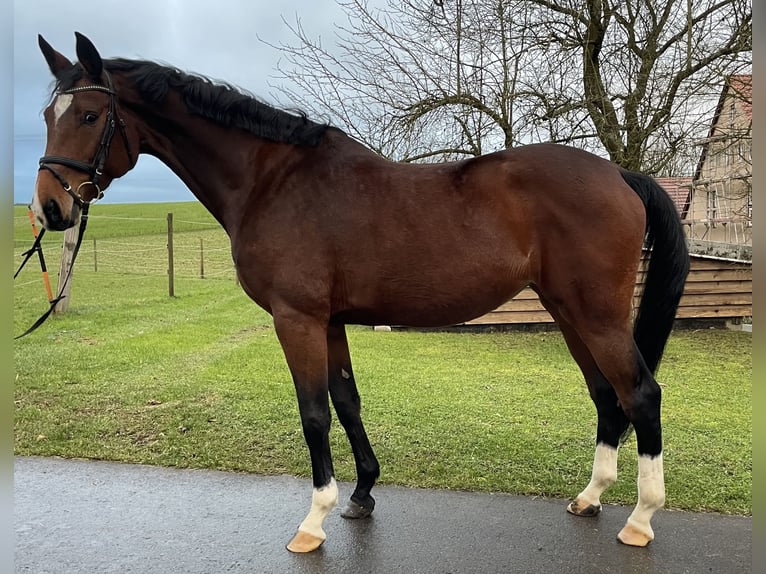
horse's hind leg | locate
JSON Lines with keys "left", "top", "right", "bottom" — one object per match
{"left": 540, "top": 290, "right": 664, "bottom": 546}
{"left": 576, "top": 325, "right": 665, "bottom": 547}
{"left": 537, "top": 297, "right": 629, "bottom": 517}
{"left": 327, "top": 323, "right": 380, "bottom": 519}
{"left": 567, "top": 368, "right": 629, "bottom": 517}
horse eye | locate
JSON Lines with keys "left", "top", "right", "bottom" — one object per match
{"left": 83, "top": 112, "right": 99, "bottom": 125}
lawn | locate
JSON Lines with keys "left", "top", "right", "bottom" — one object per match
{"left": 13, "top": 203, "right": 752, "bottom": 515}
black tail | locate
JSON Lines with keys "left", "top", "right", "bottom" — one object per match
{"left": 621, "top": 170, "right": 690, "bottom": 375}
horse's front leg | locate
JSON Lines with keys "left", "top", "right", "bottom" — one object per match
{"left": 327, "top": 323, "right": 380, "bottom": 519}
{"left": 273, "top": 310, "right": 338, "bottom": 553}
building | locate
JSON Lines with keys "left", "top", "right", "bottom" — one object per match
{"left": 655, "top": 176, "right": 693, "bottom": 218}
{"left": 685, "top": 74, "right": 752, "bottom": 259}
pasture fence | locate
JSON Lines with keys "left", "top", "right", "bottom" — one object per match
{"left": 14, "top": 212, "right": 238, "bottom": 306}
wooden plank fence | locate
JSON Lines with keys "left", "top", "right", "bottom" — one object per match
{"left": 465, "top": 254, "right": 752, "bottom": 326}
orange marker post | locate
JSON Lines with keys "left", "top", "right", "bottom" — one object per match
{"left": 27, "top": 210, "right": 54, "bottom": 302}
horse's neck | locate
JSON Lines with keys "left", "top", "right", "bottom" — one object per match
{"left": 129, "top": 96, "right": 283, "bottom": 232}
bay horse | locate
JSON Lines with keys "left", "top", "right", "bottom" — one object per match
{"left": 31, "top": 32, "right": 689, "bottom": 553}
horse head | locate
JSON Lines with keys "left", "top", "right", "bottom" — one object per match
{"left": 32, "top": 32, "right": 137, "bottom": 230}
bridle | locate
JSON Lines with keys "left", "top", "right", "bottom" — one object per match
{"left": 38, "top": 70, "right": 134, "bottom": 206}
{"left": 15, "top": 70, "right": 134, "bottom": 339}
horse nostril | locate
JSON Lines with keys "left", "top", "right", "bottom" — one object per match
{"left": 43, "top": 198, "right": 64, "bottom": 229}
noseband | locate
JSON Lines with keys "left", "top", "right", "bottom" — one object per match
{"left": 38, "top": 71, "right": 134, "bottom": 206}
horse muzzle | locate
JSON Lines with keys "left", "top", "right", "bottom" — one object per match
{"left": 43, "top": 197, "right": 80, "bottom": 230}
{"left": 31, "top": 185, "right": 81, "bottom": 231}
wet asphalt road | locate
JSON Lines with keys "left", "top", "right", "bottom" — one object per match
{"left": 15, "top": 456, "right": 750, "bottom": 573}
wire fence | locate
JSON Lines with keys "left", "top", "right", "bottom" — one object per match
{"left": 13, "top": 212, "right": 238, "bottom": 290}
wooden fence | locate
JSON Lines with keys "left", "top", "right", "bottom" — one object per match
{"left": 465, "top": 254, "right": 752, "bottom": 326}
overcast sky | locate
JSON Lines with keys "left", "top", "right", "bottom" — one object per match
{"left": 13, "top": 0, "right": 353, "bottom": 205}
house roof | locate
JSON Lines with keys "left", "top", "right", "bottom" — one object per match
{"left": 729, "top": 75, "right": 752, "bottom": 121}
{"left": 656, "top": 176, "right": 693, "bottom": 218}
{"left": 693, "top": 74, "right": 752, "bottom": 181}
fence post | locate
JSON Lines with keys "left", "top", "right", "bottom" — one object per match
{"left": 200, "top": 237, "right": 205, "bottom": 279}
{"left": 54, "top": 223, "right": 80, "bottom": 313}
{"left": 167, "top": 212, "right": 175, "bottom": 297}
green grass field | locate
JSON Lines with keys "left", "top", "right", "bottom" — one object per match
{"left": 13, "top": 203, "right": 752, "bottom": 515}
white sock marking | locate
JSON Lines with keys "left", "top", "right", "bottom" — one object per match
{"left": 297, "top": 478, "right": 338, "bottom": 540}
{"left": 625, "top": 453, "right": 665, "bottom": 539}
{"left": 576, "top": 443, "right": 618, "bottom": 507}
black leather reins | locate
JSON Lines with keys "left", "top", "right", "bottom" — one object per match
{"left": 14, "top": 204, "right": 90, "bottom": 339}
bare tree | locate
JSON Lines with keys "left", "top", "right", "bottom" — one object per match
{"left": 526, "top": 0, "right": 752, "bottom": 172}
{"left": 270, "top": 0, "right": 751, "bottom": 174}
{"left": 271, "top": 0, "right": 539, "bottom": 161}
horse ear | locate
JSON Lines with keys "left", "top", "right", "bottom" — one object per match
{"left": 74, "top": 31, "right": 103, "bottom": 79}
{"left": 38, "top": 34, "right": 74, "bottom": 78}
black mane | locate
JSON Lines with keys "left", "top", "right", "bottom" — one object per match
{"left": 53, "top": 59, "right": 329, "bottom": 147}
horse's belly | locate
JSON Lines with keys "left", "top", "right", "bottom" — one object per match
{"left": 337, "top": 276, "right": 530, "bottom": 328}
{"left": 332, "top": 208, "right": 535, "bottom": 327}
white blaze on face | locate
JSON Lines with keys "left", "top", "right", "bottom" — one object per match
{"left": 32, "top": 93, "right": 74, "bottom": 228}
{"left": 53, "top": 93, "right": 73, "bottom": 126}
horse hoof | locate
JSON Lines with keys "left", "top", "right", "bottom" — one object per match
{"left": 617, "top": 522, "right": 653, "bottom": 547}
{"left": 286, "top": 530, "right": 325, "bottom": 553}
{"left": 341, "top": 497, "right": 374, "bottom": 519}
{"left": 567, "top": 499, "right": 602, "bottom": 517}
